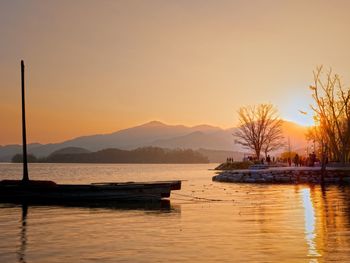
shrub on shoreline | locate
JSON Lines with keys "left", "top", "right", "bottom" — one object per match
{"left": 215, "top": 161, "right": 253, "bottom": 170}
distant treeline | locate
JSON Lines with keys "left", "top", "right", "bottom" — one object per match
{"left": 11, "top": 147, "right": 209, "bottom": 164}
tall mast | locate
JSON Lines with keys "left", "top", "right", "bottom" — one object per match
{"left": 21, "top": 60, "right": 29, "bottom": 182}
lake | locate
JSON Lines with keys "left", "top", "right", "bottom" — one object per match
{"left": 1, "top": 163, "right": 350, "bottom": 262}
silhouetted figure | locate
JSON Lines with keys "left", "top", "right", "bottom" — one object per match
{"left": 288, "top": 157, "right": 292, "bottom": 167}
{"left": 309, "top": 152, "right": 316, "bottom": 167}
{"left": 294, "top": 154, "right": 300, "bottom": 167}
{"left": 266, "top": 155, "right": 271, "bottom": 165}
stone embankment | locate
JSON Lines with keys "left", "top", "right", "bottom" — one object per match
{"left": 212, "top": 167, "right": 350, "bottom": 184}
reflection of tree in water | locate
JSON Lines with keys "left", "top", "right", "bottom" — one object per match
{"left": 306, "top": 185, "right": 350, "bottom": 262}
{"left": 336, "top": 186, "right": 350, "bottom": 226}
{"left": 17, "top": 204, "right": 27, "bottom": 263}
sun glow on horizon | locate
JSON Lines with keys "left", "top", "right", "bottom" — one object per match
{"left": 1, "top": 1, "right": 349, "bottom": 144}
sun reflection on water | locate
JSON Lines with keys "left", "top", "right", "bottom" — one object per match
{"left": 301, "top": 188, "right": 321, "bottom": 261}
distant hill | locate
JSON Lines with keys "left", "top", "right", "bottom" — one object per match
{"left": 0, "top": 120, "right": 308, "bottom": 162}
{"left": 49, "top": 147, "right": 91, "bottom": 156}
{"left": 0, "top": 143, "right": 43, "bottom": 162}
{"left": 35, "top": 147, "right": 209, "bottom": 164}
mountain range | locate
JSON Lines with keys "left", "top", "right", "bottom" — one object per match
{"left": 0, "top": 120, "right": 308, "bottom": 162}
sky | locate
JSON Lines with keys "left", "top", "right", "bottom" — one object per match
{"left": 1, "top": 0, "right": 350, "bottom": 145}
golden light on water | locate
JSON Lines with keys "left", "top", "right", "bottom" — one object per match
{"left": 301, "top": 188, "right": 321, "bottom": 261}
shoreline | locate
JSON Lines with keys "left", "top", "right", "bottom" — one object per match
{"left": 213, "top": 166, "right": 350, "bottom": 184}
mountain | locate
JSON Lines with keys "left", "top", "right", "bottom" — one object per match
{"left": 281, "top": 121, "right": 309, "bottom": 151}
{"left": 152, "top": 129, "right": 238, "bottom": 151}
{"left": 151, "top": 120, "right": 308, "bottom": 153}
{"left": 0, "top": 120, "right": 308, "bottom": 162}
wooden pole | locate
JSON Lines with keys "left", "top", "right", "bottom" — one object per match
{"left": 320, "top": 142, "right": 327, "bottom": 184}
{"left": 21, "top": 60, "right": 29, "bottom": 182}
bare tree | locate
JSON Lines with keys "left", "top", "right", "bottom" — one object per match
{"left": 309, "top": 66, "right": 350, "bottom": 163}
{"left": 234, "top": 104, "right": 284, "bottom": 160}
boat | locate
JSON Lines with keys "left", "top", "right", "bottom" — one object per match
{"left": 0, "top": 61, "right": 181, "bottom": 202}
{"left": 0, "top": 180, "right": 182, "bottom": 202}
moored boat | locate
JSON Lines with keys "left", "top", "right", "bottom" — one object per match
{"left": 0, "top": 61, "right": 181, "bottom": 203}
{"left": 0, "top": 180, "right": 182, "bottom": 202}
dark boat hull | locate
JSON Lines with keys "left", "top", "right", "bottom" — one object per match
{"left": 0, "top": 180, "right": 182, "bottom": 202}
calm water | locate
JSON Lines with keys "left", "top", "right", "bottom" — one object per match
{"left": 1, "top": 163, "right": 350, "bottom": 263}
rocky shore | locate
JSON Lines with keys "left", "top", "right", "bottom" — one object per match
{"left": 212, "top": 167, "right": 350, "bottom": 184}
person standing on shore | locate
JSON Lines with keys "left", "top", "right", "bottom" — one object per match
{"left": 266, "top": 155, "right": 271, "bottom": 165}
{"left": 294, "top": 154, "right": 300, "bottom": 167}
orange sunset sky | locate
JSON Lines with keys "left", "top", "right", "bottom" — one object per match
{"left": 1, "top": 0, "right": 350, "bottom": 145}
